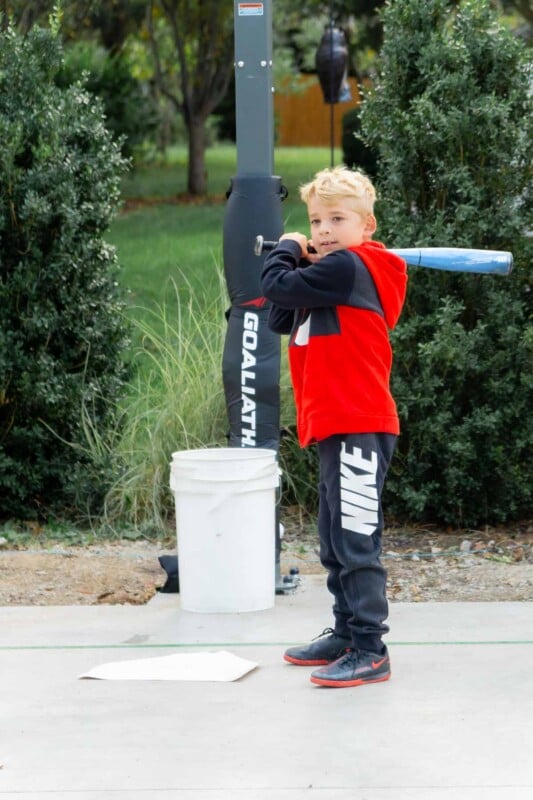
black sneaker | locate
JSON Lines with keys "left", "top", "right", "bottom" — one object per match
{"left": 283, "top": 628, "right": 350, "bottom": 666}
{"left": 310, "top": 647, "right": 391, "bottom": 687}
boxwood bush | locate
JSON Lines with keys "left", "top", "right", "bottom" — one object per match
{"left": 56, "top": 41, "right": 159, "bottom": 160}
{"left": 341, "top": 106, "right": 378, "bottom": 178}
{"left": 358, "top": 0, "right": 532, "bottom": 525}
{"left": 0, "top": 25, "right": 130, "bottom": 520}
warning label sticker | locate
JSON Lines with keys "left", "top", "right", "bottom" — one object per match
{"left": 238, "top": 3, "right": 264, "bottom": 15}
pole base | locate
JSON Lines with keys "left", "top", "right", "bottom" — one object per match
{"left": 275, "top": 566, "right": 300, "bottom": 595}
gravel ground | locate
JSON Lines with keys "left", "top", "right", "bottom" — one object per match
{"left": 0, "top": 521, "right": 530, "bottom": 606}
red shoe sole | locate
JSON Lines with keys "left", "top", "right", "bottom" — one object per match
{"left": 283, "top": 654, "right": 330, "bottom": 666}
{"left": 310, "top": 672, "right": 391, "bottom": 687}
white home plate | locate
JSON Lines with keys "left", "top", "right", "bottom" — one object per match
{"left": 79, "top": 650, "right": 258, "bottom": 682}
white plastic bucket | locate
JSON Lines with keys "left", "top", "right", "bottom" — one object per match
{"left": 169, "top": 448, "right": 279, "bottom": 613}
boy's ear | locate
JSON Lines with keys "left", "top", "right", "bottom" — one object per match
{"left": 365, "top": 214, "right": 377, "bottom": 236}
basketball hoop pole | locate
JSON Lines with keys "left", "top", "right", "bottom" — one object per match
{"left": 222, "top": 2, "right": 298, "bottom": 593}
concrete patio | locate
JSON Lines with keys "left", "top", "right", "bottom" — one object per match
{"left": 1, "top": 575, "right": 532, "bottom": 799}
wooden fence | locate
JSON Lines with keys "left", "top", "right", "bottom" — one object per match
{"left": 274, "top": 76, "right": 361, "bottom": 147}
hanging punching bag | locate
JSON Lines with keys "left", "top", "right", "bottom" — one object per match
{"left": 315, "top": 24, "right": 350, "bottom": 104}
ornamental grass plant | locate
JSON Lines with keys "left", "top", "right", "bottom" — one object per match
{"left": 100, "top": 273, "right": 229, "bottom": 531}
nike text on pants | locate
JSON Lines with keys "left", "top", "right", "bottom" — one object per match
{"left": 317, "top": 432, "right": 397, "bottom": 654}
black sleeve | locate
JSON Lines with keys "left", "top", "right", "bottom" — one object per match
{"left": 260, "top": 240, "right": 356, "bottom": 310}
{"left": 267, "top": 304, "right": 294, "bottom": 335}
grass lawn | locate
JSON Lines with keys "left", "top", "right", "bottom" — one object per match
{"left": 111, "top": 202, "right": 226, "bottom": 313}
{"left": 110, "top": 144, "right": 342, "bottom": 317}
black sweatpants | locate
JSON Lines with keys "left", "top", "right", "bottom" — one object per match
{"left": 317, "top": 432, "right": 397, "bottom": 654}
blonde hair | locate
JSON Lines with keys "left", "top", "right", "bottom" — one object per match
{"left": 300, "top": 166, "right": 376, "bottom": 217}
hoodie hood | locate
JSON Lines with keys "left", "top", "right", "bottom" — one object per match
{"left": 349, "top": 241, "right": 407, "bottom": 329}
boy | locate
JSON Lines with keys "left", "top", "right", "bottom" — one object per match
{"left": 260, "top": 166, "right": 407, "bottom": 688}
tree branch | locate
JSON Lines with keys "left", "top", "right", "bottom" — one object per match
{"left": 146, "top": 1, "right": 183, "bottom": 113}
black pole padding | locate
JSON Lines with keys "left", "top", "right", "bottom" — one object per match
{"left": 222, "top": 175, "right": 284, "bottom": 450}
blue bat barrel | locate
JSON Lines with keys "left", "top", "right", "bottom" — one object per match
{"left": 390, "top": 247, "right": 513, "bottom": 275}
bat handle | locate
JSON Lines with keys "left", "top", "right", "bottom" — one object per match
{"left": 254, "top": 235, "right": 317, "bottom": 256}
{"left": 254, "top": 235, "right": 278, "bottom": 256}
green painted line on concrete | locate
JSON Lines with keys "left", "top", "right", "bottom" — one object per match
{"left": 0, "top": 640, "right": 532, "bottom": 652}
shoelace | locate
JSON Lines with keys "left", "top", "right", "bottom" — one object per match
{"left": 338, "top": 648, "right": 385, "bottom": 664}
{"left": 312, "top": 627, "right": 336, "bottom": 641}
{"left": 337, "top": 648, "right": 358, "bottom": 663}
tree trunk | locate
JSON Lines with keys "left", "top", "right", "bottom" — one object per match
{"left": 187, "top": 116, "right": 207, "bottom": 196}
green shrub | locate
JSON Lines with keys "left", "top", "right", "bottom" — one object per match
{"left": 278, "top": 426, "right": 319, "bottom": 513}
{"left": 57, "top": 41, "right": 159, "bottom": 160}
{"left": 341, "top": 106, "right": 378, "bottom": 177}
{"left": 359, "top": 0, "right": 532, "bottom": 525}
{"left": 0, "top": 25, "right": 130, "bottom": 520}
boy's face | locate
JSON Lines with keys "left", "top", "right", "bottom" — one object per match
{"left": 307, "top": 195, "right": 376, "bottom": 258}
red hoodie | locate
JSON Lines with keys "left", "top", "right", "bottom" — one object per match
{"left": 261, "top": 239, "right": 408, "bottom": 447}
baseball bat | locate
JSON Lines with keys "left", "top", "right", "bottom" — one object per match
{"left": 253, "top": 235, "right": 513, "bottom": 275}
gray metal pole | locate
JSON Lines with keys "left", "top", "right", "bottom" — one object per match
{"left": 234, "top": 1, "right": 275, "bottom": 175}
{"left": 222, "top": 0, "right": 284, "bottom": 452}
{"left": 222, "top": 1, "right": 297, "bottom": 592}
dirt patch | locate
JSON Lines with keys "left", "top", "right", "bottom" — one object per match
{"left": 283, "top": 523, "right": 533, "bottom": 602}
{"left": 0, "top": 523, "right": 531, "bottom": 606}
{"left": 0, "top": 539, "right": 164, "bottom": 606}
